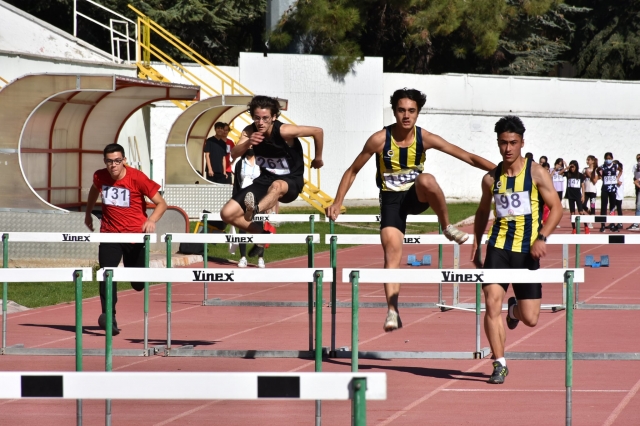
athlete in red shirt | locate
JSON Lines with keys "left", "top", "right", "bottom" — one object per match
{"left": 85, "top": 143, "right": 167, "bottom": 335}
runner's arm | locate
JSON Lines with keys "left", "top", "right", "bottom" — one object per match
{"left": 325, "top": 132, "right": 383, "bottom": 220}
{"left": 531, "top": 163, "right": 563, "bottom": 259}
{"left": 471, "top": 172, "right": 494, "bottom": 267}
{"left": 230, "top": 127, "right": 253, "bottom": 160}
{"left": 280, "top": 124, "right": 324, "bottom": 168}
{"left": 143, "top": 192, "right": 168, "bottom": 233}
{"left": 422, "top": 130, "right": 495, "bottom": 171}
{"left": 84, "top": 184, "right": 100, "bottom": 231}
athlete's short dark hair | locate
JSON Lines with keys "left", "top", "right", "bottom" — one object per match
{"left": 604, "top": 152, "right": 613, "bottom": 159}
{"left": 494, "top": 116, "right": 526, "bottom": 136}
{"left": 390, "top": 88, "right": 427, "bottom": 112}
{"left": 214, "top": 122, "right": 227, "bottom": 130}
{"left": 103, "top": 143, "right": 125, "bottom": 157}
{"left": 248, "top": 95, "right": 280, "bottom": 118}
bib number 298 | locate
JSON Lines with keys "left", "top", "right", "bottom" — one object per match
{"left": 494, "top": 191, "right": 531, "bottom": 218}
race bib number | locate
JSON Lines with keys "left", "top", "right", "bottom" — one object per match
{"left": 552, "top": 173, "right": 564, "bottom": 182}
{"left": 101, "top": 185, "right": 130, "bottom": 207}
{"left": 604, "top": 175, "right": 617, "bottom": 185}
{"left": 494, "top": 191, "right": 531, "bottom": 219}
{"left": 383, "top": 169, "right": 420, "bottom": 191}
{"left": 256, "top": 156, "right": 290, "bottom": 175}
{"left": 568, "top": 178, "right": 581, "bottom": 188}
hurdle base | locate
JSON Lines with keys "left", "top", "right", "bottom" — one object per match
{"left": 1, "top": 345, "right": 153, "bottom": 356}
{"left": 333, "top": 301, "right": 440, "bottom": 309}
{"left": 506, "top": 351, "right": 640, "bottom": 360}
{"left": 332, "top": 348, "right": 491, "bottom": 360}
{"left": 203, "top": 298, "right": 325, "bottom": 308}
{"left": 163, "top": 347, "right": 329, "bottom": 358}
{"left": 574, "top": 302, "right": 640, "bottom": 310}
{"left": 438, "top": 303, "right": 565, "bottom": 312}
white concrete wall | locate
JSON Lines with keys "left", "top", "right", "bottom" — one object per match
{"left": 239, "top": 52, "right": 385, "bottom": 200}
{"left": 384, "top": 73, "right": 640, "bottom": 201}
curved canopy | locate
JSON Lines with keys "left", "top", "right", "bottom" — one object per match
{"left": 0, "top": 74, "right": 199, "bottom": 211}
{"left": 165, "top": 95, "right": 287, "bottom": 185}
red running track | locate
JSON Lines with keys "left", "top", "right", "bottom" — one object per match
{"left": 1, "top": 213, "right": 639, "bottom": 425}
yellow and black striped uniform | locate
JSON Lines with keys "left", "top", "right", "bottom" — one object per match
{"left": 375, "top": 125, "right": 425, "bottom": 191}
{"left": 488, "top": 158, "right": 543, "bottom": 253}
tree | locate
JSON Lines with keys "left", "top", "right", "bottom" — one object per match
{"left": 271, "top": 0, "right": 582, "bottom": 76}
{"left": 4, "top": 0, "right": 266, "bottom": 66}
{"left": 568, "top": 0, "right": 640, "bottom": 80}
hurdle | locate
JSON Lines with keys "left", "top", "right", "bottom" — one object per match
{"left": 558, "top": 225, "right": 640, "bottom": 310}
{"left": 195, "top": 213, "right": 320, "bottom": 304}
{"left": 1, "top": 232, "right": 156, "bottom": 356}
{"left": 0, "top": 371, "right": 386, "bottom": 426}
{"left": 344, "top": 268, "right": 583, "bottom": 424}
{"left": 98, "top": 267, "right": 332, "bottom": 359}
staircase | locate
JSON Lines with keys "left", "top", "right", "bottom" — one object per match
{"left": 129, "top": 6, "right": 338, "bottom": 213}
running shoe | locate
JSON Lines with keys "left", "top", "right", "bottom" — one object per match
{"left": 243, "top": 192, "right": 259, "bottom": 222}
{"left": 506, "top": 297, "right": 519, "bottom": 330}
{"left": 588, "top": 223, "right": 593, "bottom": 229}
{"left": 98, "top": 313, "right": 120, "bottom": 336}
{"left": 488, "top": 361, "right": 509, "bottom": 384}
{"left": 584, "top": 226, "right": 590, "bottom": 234}
{"left": 571, "top": 229, "right": 576, "bottom": 234}
{"left": 627, "top": 224, "right": 640, "bottom": 231}
{"left": 599, "top": 225, "right": 606, "bottom": 233}
{"left": 238, "top": 257, "right": 247, "bottom": 268}
{"left": 610, "top": 224, "right": 619, "bottom": 232}
{"left": 443, "top": 224, "right": 469, "bottom": 244}
{"left": 383, "top": 310, "right": 403, "bottom": 332}
{"left": 258, "top": 258, "right": 265, "bottom": 268}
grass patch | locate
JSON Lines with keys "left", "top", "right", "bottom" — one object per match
{"left": 199, "top": 203, "right": 477, "bottom": 264}
{"left": 5, "top": 203, "right": 477, "bottom": 308}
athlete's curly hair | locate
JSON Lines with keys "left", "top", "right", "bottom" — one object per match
{"left": 248, "top": 95, "right": 280, "bottom": 118}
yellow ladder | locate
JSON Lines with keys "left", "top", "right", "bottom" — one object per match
{"left": 130, "top": 6, "right": 339, "bottom": 212}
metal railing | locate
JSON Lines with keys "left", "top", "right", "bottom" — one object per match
{"left": 73, "top": 0, "right": 137, "bottom": 63}
{"left": 128, "top": 5, "right": 323, "bottom": 191}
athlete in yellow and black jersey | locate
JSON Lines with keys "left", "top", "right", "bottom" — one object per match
{"left": 472, "top": 116, "right": 562, "bottom": 385}
{"left": 327, "top": 88, "right": 495, "bottom": 333}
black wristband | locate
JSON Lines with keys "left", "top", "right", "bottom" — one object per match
{"left": 537, "top": 234, "right": 547, "bottom": 242}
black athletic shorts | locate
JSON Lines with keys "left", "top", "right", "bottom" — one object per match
{"left": 232, "top": 172, "right": 304, "bottom": 211}
{"left": 482, "top": 245, "right": 542, "bottom": 300}
{"left": 379, "top": 184, "right": 430, "bottom": 234}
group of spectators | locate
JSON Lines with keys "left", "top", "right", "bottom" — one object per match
{"left": 524, "top": 152, "right": 640, "bottom": 232}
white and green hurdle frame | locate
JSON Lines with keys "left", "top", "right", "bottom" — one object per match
{"left": 194, "top": 212, "right": 320, "bottom": 306}
{"left": 345, "top": 268, "right": 585, "bottom": 426}
{"left": 571, "top": 215, "right": 640, "bottom": 310}
{"left": 0, "top": 233, "right": 155, "bottom": 356}
{"left": 98, "top": 267, "right": 332, "bottom": 360}
{"left": 163, "top": 232, "right": 321, "bottom": 355}
{"left": 0, "top": 371, "right": 386, "bottom": 426}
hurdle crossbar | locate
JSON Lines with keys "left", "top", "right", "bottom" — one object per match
{"left": 0, "top": 371, "right": 385, "bottom": 426}
{"left": 201, "top": 212, "right": 321, "bottom": 223}
{"left": 97, "top": 268, "right": 332, "bottom": 363}
{"left": 571, "top": 215, "right": 640, "bottom": 224}
{"left": 1, "top": 233, "right": 155, "bottom": 357}
{"left": 325, "top": 214, "right": 439, "bottom": 223}
{"left": 345, "top": 268, "right": 579, "bottom": 425}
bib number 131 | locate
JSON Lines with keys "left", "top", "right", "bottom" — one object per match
{"left": 102, "top": 185, "right": 130, "bottom": 207}
{"left": 494, "top": 191, "right": 531, "bottom": 218}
